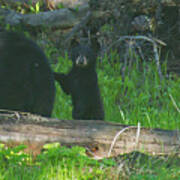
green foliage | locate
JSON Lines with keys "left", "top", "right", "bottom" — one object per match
{"left": 52, "top": 54, "right": 73, "bottom": 119}
{"left": 57, "top": 3, "right": 65, "bottom": 9}
{"left": 29, "top": 1, "right": 41, "bottom": 14}
{"left": 98, "top": 55, "right": 180, "bottom": 130}
{"left": 36, "top": 143, "right": 116, "bottom": 179}
{"left": 52, "top": 51, "right": 180, "bottom": 130}
{"left": 0, "top": 142, "right": 179, "bottom": 179}
{"left": 0, "top": 144, "right": 32, "bottom": 167}
{"left": 0, "top": 43, "right": 179, "bottom": 179}
{"left": 0, "top": 0, "right": 42, "bottom": 14}
{"left": 37, "top": 143, "right": 115, "bottom": 168}
{"left": 0, "top": 142, "right": 117, "bottom": 179}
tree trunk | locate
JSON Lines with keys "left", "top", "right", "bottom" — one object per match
{"left": 0, "top": 110, "right": 179, "bottom": 158}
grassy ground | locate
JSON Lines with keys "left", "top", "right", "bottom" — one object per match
{"left": 0, "top": 51, "right": 180, "bottom": 179}
{"left": 53, "top": 52, "right": 180, "bottom": 130}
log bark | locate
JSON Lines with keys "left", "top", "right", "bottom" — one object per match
{"left": 1, "top": 0, "right": 179, "bottom": 29}
{"left": 5, "top": 0, "right": 88, "bottom": 8}
{"left": 0, "top": 110, "right": 179, "bottom": 158}
{"left": 0, "top": 4, "right": 90, "bottom": 28}
{"left": 4, "top": 0, "right": 179, "bottom": 8}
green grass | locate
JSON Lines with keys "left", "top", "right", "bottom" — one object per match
{"left": 0, "top": 51, "right": 180, "bottom": 179}
{"left": 52, "top": 54, "right": 73, "bottom": 120}
{"left": 52, "top": 53, "right": 180, "bottom": 130}
{"left": 0, "top": 143, "right": 179, "bottom": 179}
{"left": 0, "top": 143, "right": 117, "bottom": 180}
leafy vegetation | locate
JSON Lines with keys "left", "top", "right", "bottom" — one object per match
{"left": 53, "top": 51, "right": 180, "bottom": 130}
{"left": 0, "top": 143, "right": 117, "bottom": 179}
{"left": 0, "top": 0, "right": 73, "bottom": 14}
{"left": 0, "top": 34, "right": 180, "bottom": 179}
{"left": 0, "top": 1, "right": 179, "bottom": 179}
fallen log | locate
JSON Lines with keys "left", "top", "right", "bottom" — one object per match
{"left": 0, "top": 4, "right": 89, "bottom": 28}
{"left": 4, "top": 0, "right": 179, "bottom": 8}
{"left": 5, "top": 0, "right": 88, "bottom": 9}
{"left": 0, "top": 110, "right": 179, "bottom": 158}
{"left": 1, "top": 0, "right": 179, "bottom": 29}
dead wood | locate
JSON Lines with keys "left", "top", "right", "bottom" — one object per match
{"left": 0, "top": 4, "right": 89, "bottom": 28}
{"left": 1, "top": 0, "right": 179, "bottom": 29}
{"left": 4, "top": 0, "right": 179, "bottom": 8}
{"left": 4, "top": 0, "right": 88, "bottom": 9}
{"left": 0, "top": 110, "right": 179, "bottom": 158}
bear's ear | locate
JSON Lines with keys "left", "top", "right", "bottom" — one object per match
{"left": 68, "top": 38, "right": 80, "bottom": 59}
{"left": 70, "top": 38, "right": 80, "bottom": 48}
{"left": 89, "top": 36, "right": 100, "bottom": 57}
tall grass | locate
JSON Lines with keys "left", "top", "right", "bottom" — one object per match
{"left": 52, "top": 54, "right": 73, "bottom": 120}
{"left": 0, "top": 51, "right": 179, "bottom": 180}
{"left": 53, "top": 52, "right": 180, "bottom": 130}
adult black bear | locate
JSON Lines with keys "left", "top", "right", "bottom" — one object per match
{"left": 54, "top": 42, "right": 104, "bottom": 120}
{"left": 0, "top": 31, "right": 55, "bottom": 117}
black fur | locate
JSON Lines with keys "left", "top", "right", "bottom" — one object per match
{"left": 54, "top": 43, "right": 104, "bottom": 120}
{"left": 0, "top": 31, "right": 55, "bottom": 117}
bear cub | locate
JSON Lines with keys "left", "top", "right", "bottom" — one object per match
{"left": 0, "top": 31, "right": 55, "bottom": 117}
{"left": 54, "top": 42, "right": 104, "bottom": 120}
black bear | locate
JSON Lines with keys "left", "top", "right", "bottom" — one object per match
{"left": 54, "top": 41, "right": 104, "bottom": 120}
{"left": 0, "top": 31, "right": 55, "bottom": 117}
